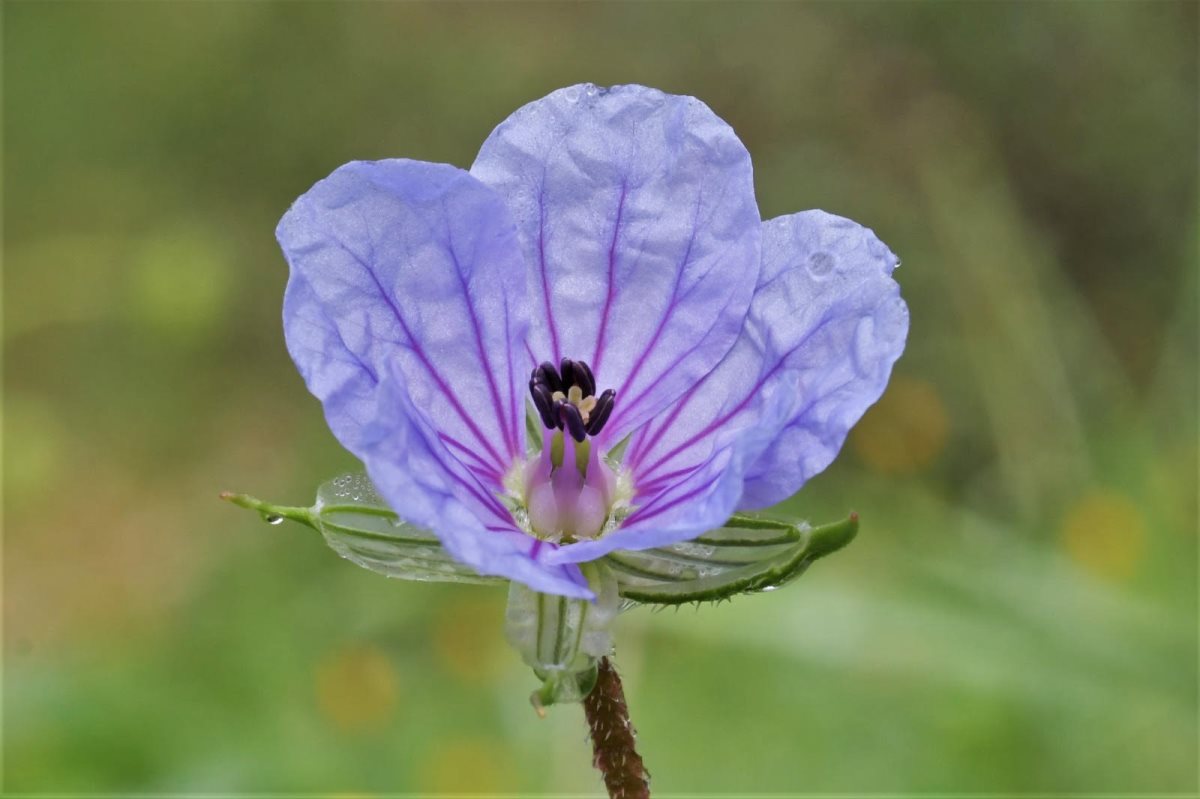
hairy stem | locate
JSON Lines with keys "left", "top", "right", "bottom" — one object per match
{"left": 583, "top": 657, "right": 650, "bottom": 799}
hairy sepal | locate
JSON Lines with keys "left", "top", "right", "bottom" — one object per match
{"left": 605, "top": 513, "right": 859, "bottom": 606}
{"left": 504, "top": 562, "right": 620, "bottom": 711}
{"left": 222, "top": 473, "right": 503, "bottom": 586}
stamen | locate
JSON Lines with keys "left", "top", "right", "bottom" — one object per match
{"left": 526, "top": 357, "right": 616, "bottom": 438}
{"left": 559, "top": 402, "right": 587, "bottom": 442}
{"left": 575, "top": 360, "right": 596, "bottom": 398}
{"left": 529, "top": 380, "right": 557, "bottom": 429}
{"left": 586, "top": 389, "right": 616, "bottom": 436}
{"left": 559, "top": 358, "right": 579, "bottom": 392}
{"left": 533, "top": 362, "right": 562, "bottom": 394}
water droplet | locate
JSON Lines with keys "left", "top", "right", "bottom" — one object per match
{"left": 808, "top": 251, "right": 835, "bottom": 277}
{"left": 671, "top": 542, "right": 717, "bottom": 558}
{"left": 264, "top": 513, "right": 284, "bottom": 525}
{"left": 564, "top": 86, "right": 581, "bottom": 102}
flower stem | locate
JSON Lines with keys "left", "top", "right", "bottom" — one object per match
{"left": 583, "top": 656, "right": 650, "bottom": 799}
{"left": 218, "top": 491, "right": 316, "bottom": 529}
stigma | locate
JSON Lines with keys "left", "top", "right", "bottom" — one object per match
{"left": 528, "top": 358, "right": 616, "bottom": 442}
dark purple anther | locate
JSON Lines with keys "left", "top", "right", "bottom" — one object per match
{"left": 575, "top": 360, "right": 596, "bottom": 397}
{"left": 559, "top": 358, "right": 578, "bottom": 392}
{"left": 533, "top": 361, "right": 562, "bottom": 393}
{"left": 528, "top": 356, "right": 615, "bottom": 438}
{"left": 529, "top": 380, "right": 557, "bottom": 429}
{"left": 560, "top": 402, "right": 587, "bottom": 442}
{"left": 586, "top": 389, "right": 616, "bottom": 436}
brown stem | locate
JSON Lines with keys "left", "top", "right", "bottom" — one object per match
{"left": 582, "top": 656, "right": 650, "bottom": 799}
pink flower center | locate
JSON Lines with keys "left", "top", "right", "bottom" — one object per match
{"left": 524, "top": 357, "right": 620, "bottom": 540}
{"left": 524, "top": 432, "right": 617, "bottom": 541}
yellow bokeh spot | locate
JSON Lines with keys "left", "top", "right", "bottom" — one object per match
{"left": 852, "top": 376, "right": 949, "bottom": 474}
{"left": 2, "top": 395, "right": 68, "bottom": 508}
{"left": 432, "top": 594, "right": 506, "bottom": 683}
{"left": 419, "top": 737, "right": 517, "bottom": 794}
{"left": 314, "top": 643, "right": 399, "bottom": 733}
{"left": 128, "top": 224, "right": 233, "bottom": 341}
{"left": 1061, "top": 490, "right": 1146, "bottom": 581}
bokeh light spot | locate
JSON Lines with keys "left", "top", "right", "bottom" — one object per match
{"left": 1061, "top": 490, "right": 1146, "bottom": 581}
{"left": 431, "top": 594, "right": 506, "bottom": 683}
{"left": 418, "top": 737, "right": 517, "bottom": 794}
{"left": 851, "top": 375, "right": 949, "bottom": 474}
{"left": 128, "top": 224, "right": 233, "bottom": 342}
{"left": 3, "top": 395, "right": 68, "bottom": 509}
{"left": 314, "top": 643, "right": 399, "bottom": 734}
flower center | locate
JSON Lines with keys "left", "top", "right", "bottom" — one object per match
{"left": 528, "top": 358, "right": 616, "bottom": 442}
{"left": 521, "top": 358, "right": 620, "bottom": 541}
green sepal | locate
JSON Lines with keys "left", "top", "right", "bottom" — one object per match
{"left": 606, "top": 513, "right": 859, "bottom": 606}
{"left": 221, "top": 474, "right": 502, "bottom": 586}
{"left": 505, "top": 562, "right": 619, "bottom": 712}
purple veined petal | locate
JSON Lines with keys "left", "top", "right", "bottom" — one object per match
{"left": 737, "top": 210, "right": 909, "bottom": 509}
{"left": 283, "top": 272, "right": 380, "bottom": 449}
{"left": 286, "top": 260, "right": 589, "bottom": 596}
{"left": 546, "top": 372, "right": 799, "bottom": 565}
{"left": 360, "top": 365, "right": 592, "bottom": 598}
{"left": 557, "top": 210, "right": 906, "bottom": 563}
{"left": 278, "top": 159, "right": 531, "bottom": 488}
{"left": 470, "top": 84, "right": 761, "bottom": 445}
{"left": 621, "top": 329, "right": 779, "bottom": 495}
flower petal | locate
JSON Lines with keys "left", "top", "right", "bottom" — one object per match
{"left": 619, "top": 211, "right": 906, "bottom": 504}
{"left": 552, "top": 210, "right": 906, "bottom": 562}
{"left": 738, "top": 210, "right": 909, "bottom": 509}
{"left": 278, "top": 159, "right": 531, "bottom": 485}
{"left": 282, "top": 271, "right": 379, "bottom": 449}
{"left": 470, "top": 84, "right": 761, "bottom": 444}
{"left": 360, "top": 367, "right": 592, "bottom": 598}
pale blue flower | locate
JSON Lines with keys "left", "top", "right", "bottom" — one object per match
{"left": 277, "top": 84, "right": 908, "bottom": 599}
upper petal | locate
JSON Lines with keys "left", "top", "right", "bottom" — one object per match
{"left": 738, "top": 210, "right": 909, "bottom": 509}
{"left": 278, "top": 159, "right": 531, "bottom": 484}
{"left": 470, "top": 84, "right": 761, "bottom": 445}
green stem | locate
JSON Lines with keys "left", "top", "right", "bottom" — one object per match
{"left": 218, "top": 491, "right": 316, "bottom": 529}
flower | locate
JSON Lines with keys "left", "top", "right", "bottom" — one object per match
{"left": 277, "top": 84, "right": 908, "bottom": 599}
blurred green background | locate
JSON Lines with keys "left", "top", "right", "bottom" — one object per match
{"left": 4, "top": 1, "right": 1197, "bottom": 795}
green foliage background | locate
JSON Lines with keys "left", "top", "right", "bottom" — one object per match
{"left": 4, "top": 1, "right": 1197, "bottom": 794}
